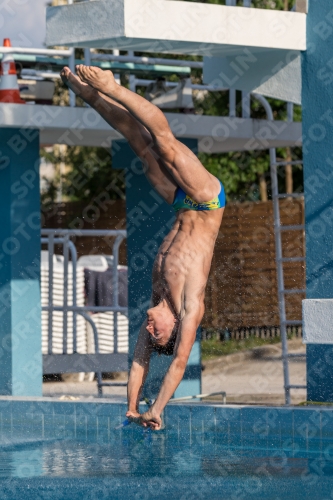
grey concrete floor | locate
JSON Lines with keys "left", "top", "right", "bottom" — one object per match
{"left": 43, "top": 339, "right": 306, "bottom": 405}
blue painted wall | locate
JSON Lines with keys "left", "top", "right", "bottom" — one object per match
{"left": 0, "top": 128, "right": 42, "bottom": 396}
{"left": 112, "top": 139, "right": 201, "bottom": 399}
{"left": 302, "top": 2, "right": 333, "bottom": 401}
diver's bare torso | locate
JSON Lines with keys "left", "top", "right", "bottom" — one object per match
{"left": 152, "top": 207, "right": 224, "bottom": 317}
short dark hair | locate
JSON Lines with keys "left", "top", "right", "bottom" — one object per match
{"left": 150, "top": 325, "right": 178, "bottom": 356}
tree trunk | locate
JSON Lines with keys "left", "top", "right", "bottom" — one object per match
{"left": 259, "top": 174, "right": 268, "bottom": 202}
{"left": 285, "top": 147, "right": 293, "bottom": 194}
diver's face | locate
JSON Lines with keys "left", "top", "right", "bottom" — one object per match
{"left": 146, "top": 307, "right": 176, "bottom": 347}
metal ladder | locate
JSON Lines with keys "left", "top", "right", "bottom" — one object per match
{"left": 253, "top": 95, "right": 306, "bottom": 405}
{"left": 270, "top": 155, "right": 306, "bottom": 405}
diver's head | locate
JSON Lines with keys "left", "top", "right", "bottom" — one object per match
{"left": 146, "top": 301, "right": 179, "bottom": 356}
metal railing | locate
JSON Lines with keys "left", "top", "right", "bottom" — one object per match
{"left": 41, "top": 229, "right": 127, "bottom": 395}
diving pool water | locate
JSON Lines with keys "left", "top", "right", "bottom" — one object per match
{"left": 0, "top": 399, "right": 333, "bottom": 499}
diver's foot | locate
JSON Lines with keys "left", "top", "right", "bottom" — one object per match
{"left": 60, "top": 66, "right": 96, "bottom": 103}
{"left": 76, "top": 64, "right": 116, "bottom": 96}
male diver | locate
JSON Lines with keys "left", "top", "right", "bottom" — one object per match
{"left": 60, "top": 65, "right": 225, "bottom": 430}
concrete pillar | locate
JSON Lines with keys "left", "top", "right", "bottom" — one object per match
{"left": 0, "top": 128, "right": 42, "bottom": 396}
{"left": 302, "top": 2, "right": 333, "bottom": 401}
{"left": 112, "top": 139, "right": 201, "bottom": 399}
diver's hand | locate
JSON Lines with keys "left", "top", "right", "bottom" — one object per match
{"left": 141, "top": 409, "right": 162, "bottom": 431}
{"left": 126, "top": 410, "right": 144, "bottom": 426}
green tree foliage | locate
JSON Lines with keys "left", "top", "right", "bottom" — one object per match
{"left": 41, "top": 145, "right": 124, "bottom": 205}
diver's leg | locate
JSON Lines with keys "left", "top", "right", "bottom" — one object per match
{"left": 75, "top": 65, "right": 220, "bottom": 203}
{"left": 60, "top": 67, "right": 177, "bottom": 203}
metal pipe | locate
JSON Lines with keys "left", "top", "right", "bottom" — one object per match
{"left": 84, "top": 49, "right": 92, "bottom": 107}
{"left": 127, "top": 51, "right": 136, "bottom": 93}
{"left": 112, "top": 235, "right": 124, "bottom": 355}
{"left": 68, "top": 241, "right": 78, "bottom": 353}
{"left": 84, "top": 48, "right": 91, "bottom": 66}
{"left": 0, "top": 47, "right": 71, "bottom": 56}
{"left": 252, "top": 93, "right": 291, "bottom": 405}
{"left": 229, "top": 89, "right": 236, "bottom": 117}
{"left": 242, "top": 93, "right": 251, "bottom": 119}
{"left": 77, "top": 312, "right": 103, "bottom": 395}
{"left": 67, "top": 0, "right": 76, "bottom": 107}
{"left": 21, "top": 69, "right": 62, "bottom": 80}
{"left": 270, "top": 145, "right": 291, "bottom": 405}
{"left": 113, "top": 49, "right": 121, "bottom": 86}
{"left": 91, "top": 52, "right": 203, "bottom": 69}
{"left": 47, "top": 234, "right": 54, "bottom": 355}
{"left": 287, "top": 102, "right": 294, "bottom": 122}
{"left": 63, "top": 235, "right": 69, "bottom": 354}
{"left": 134, "top": 78, "right": 227, "bottom": 92}
{"left": 68, "top": 47, "right": 76, "bottom": 107}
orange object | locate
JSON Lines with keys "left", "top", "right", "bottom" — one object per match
{"left": 0, "top": 38, "right": 25, "bottom": 104}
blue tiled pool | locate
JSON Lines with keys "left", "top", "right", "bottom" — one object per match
{"left": 1, "top": 398, "right": 333, "bottom": 499}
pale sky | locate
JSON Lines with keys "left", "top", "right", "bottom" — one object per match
{"left": 1, "top": 0, "right": 49, "bottom": 48}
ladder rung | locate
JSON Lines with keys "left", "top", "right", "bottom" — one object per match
{"left": 281, "top": 289, "right": 306, "bottom": 294}
{"left": 287, "top": 385, "right": 307, "bottom": 389}
{"left": 288, "top": 353, "right": 306, "bottom": 358}
{"left": 282, "top": 320, "right": 303, "bottom": 325}
{"left": 272, "top": 160, "right": 303, "bottom": 167}
{"left": 277, "top": 193, "right": 304, "bottom": 199}
{"left": 278, "top": 257, "right": 305, "bottom": 263}
{"left": 278, "top": 224, "right": 305, "bottom": 231}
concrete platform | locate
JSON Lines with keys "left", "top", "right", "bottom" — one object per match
{"left": 46, "top": 0, "right": 306, "bottom": 56}
{"left": 46, "top": 0, "right": 305, "bottom": 104}
{"left": 0, "top": 103, "right": 302, "bottom": 152}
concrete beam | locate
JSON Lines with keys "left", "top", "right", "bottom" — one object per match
{"left": 0, "top": 104, "right": 302, "bottom": 153}
{"left": 46, "top": 0, "right": 306, "bottom": 56}
{"left": 204, "top": 51, "right": 302, "bottom": 105}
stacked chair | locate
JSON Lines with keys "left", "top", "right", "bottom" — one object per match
{"left": 41, "top": 251, "right": 87, "bottom": 355}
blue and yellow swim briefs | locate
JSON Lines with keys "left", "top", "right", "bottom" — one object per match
{"left": 172, "top": 180, "right": 226, "bottom": 212}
